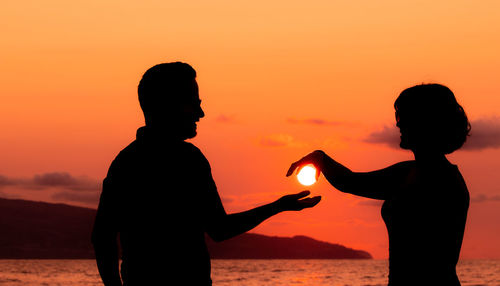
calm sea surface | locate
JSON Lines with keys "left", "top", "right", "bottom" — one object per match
{"left": 0, "top": 259, "right": 499, "bottom": 286}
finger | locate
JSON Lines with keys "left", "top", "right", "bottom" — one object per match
{"left": 286, "top": 162, "right": 299, "bottom": 177}
{"left": 286, "top": 153, "right": 313, "bottom": 176}
{"left": 315, "top": 168, "right": 321, "bottom": 181}
{"left": 299, "top": 196, "right": 321, "bottom": 207}
{"left": 296, "top": 164, "right": 305, "bottom": 175}
{"left": 287, "top": 159, "right": 308, "bottom": 177}
{"left": 288, "top": 190, "right": 310, "bottom": 200}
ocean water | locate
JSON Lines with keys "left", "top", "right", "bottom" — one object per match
{"left": 0, "top": 259, "right": 498, "bottom": 286}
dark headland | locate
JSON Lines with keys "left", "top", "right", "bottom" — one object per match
{"left": 0, "top": 198, "right": 371, "bottom": 259}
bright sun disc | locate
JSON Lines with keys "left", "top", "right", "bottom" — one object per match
{"left": 297, "top": 165, "right": 317, "bottom": 186}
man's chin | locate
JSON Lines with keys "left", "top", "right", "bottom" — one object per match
{"left": 182, "top": 129, "right": 197, "bottom": 140}
{"left": 185, "top": 132, "right": 197, "bottom": 140}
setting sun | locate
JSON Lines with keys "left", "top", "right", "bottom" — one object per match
{"left": 297, "top": 165, "right": 317, "bottom": 186}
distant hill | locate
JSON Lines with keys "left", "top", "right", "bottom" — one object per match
{"left": 0, "top": 198, "right": 371, "bottom": 259}
{"left": 0, "top": 198, "right": 96, "bottom": 259}
{"left": 206, "top": 233, "right": 372, "bottom": 259}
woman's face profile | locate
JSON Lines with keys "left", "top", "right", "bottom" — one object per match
{"left": 396, "top": 109, "right": 413, "bottom": 150}
{"left": 395, "top": 109, "right": 426, "bottom": 152}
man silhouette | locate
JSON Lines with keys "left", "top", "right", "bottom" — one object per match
{"left": 92, "top": 62, "right": 321, "bottom": 286}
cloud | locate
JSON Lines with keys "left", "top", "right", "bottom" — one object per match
{"left": 219, "top": 192, "right": 284, "bottom": 209}
{"left": 0, "top": 175, "right": 17, "bottom": 187}
{"left": 357, "top": 194, "right": 500, "bottom": 205}
{"left": 357, "top": 199, "right": 383, "bottom": 207}
{"left": 363, "top": 117, "right": 500, "bottom": 151}
{"left": 0, "top": 172, "right": 102, "bottom": 205}
{"left": 471, "top": 194, "right": 500, "bottom": 203}
{"left": 215, "top": 114, "right": 237, "bottom": 123}
{"left": 0, "top": 172, "right": 100, "bottom": 192}
{"left": 0, "top": 189, "right": 21, "bottom": 199}
{"left": 220, "top": 196, "right": 234, "bottom": 204}
{"left": 462, "top": 117, "right": 500, "bottom": 150}
{"left": 287, "top": 118, "right": 344, "bottom": 126}
{"left": 259, "top": 134, "right": 306, "bottom": 148}
{"left": 363, "top": 125, "right": 400, "bottom": 148}
{"left": 31, "top": 172, "right": 100, "bottom": 191}
{"left": 51, "top": 191, "right": 101, "bottom": 205}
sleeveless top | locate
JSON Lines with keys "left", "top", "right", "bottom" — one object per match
{"left": 381, "top": 162, "right": 469, "bottom": 285}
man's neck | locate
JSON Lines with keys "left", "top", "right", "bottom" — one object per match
{"left": 140, "top": 125, "right": 186, "bottom": 142}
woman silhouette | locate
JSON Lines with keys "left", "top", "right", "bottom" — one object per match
{"left": 287, "top": 84, "right": 470, "bottom": 285}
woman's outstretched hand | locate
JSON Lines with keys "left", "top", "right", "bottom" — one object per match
{"left": 275, "top": 190, "right": 321, "bottom": 211}
{"left": 286, "top": 150, "right": 326, "bottom": 179}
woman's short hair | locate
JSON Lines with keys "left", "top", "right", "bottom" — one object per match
{"left": 394, "top": 84, "right": 471, "bottom": 154}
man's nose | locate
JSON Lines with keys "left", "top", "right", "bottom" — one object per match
{"left": 198, "top": 106, "right": 205, "bottom": 118}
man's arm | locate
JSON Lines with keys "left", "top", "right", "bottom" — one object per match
{"left": 195, "top": 147, "right": 320, "bottom": 242}
{"left": 206, "top": 191, "right": 320, "bottom": 242}
{"left": 91, "top": 178, "right": 123, "bottom": 286}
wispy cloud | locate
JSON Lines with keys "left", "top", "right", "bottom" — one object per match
{"left": 31, "top": 172, "right": 100, "bottom": 191}
{"left": 357, "top": 199, "right": 383, "bottom": 207}
{"left": 0, "top": 172, "right": 101, "bottom": 205}
{"left": 0, "top": 189, "right": 21, "bottom": 199}
{"left": 214, "top": 114, "right": 237, "bottom": 123}
{"left": 0, "top": 175, "right": 17, "bottom": 187}
{"left": 287, "top": 118, "right": 344, "bottom": 126}
{"left": 363, "top": 125, "right": 400, "bottom": 148}
{"left": 219, "top": 192, "right": 285, "bottom": 209}
{"left": 51, "top": 191, "right": 100, "bottom": 204}
{"left": 259, "top": 134, "right": 307, "bottom": 148}
{"left": 471, "top": 193, "right": 500, "bottom": 203}
{"left": 463, "top": 117, "right": 500, "bottom": 150}
{"left": 363, "top": 117, "right": 500, "bottom": 151}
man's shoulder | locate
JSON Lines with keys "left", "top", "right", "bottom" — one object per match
{"left": 106, "top": 140, "right": 141, "bottom": 175}
{"left": 181, "top": 141, "right": 203, "bottom": 154}
{"left": 179, "top": 141, "right": 211, "bottom": 164}
{"left": 114, "top": 140, "right": 206, "bottom": 163}
{"left": 115, "top": 140, "right": 141, "bottom": 161}
{"left": 107, "top": 140, "right": 210, "bottom": 175}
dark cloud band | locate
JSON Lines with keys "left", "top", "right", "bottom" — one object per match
{"left": 0, "top": 172, "right": 101, "bottom": 205}
{"left": 364, "top": 117, "right": 500, "bottom": 151}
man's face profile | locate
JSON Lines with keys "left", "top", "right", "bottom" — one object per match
{"left": 175, "top": 79, "right": 205, "bottom": 139}
{"left": 149, "top": 79, "right": 205, "bottom": 140}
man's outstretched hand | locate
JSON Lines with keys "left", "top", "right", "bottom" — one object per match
{"left": 275, "top": 190, "right": 321, "bottom": 211}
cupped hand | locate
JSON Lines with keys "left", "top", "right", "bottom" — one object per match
{"left": 286, "top": 150, "right": 325, "bottom": 179}
{"left": 276, "top": 190, "right": 321, "bottom": 211}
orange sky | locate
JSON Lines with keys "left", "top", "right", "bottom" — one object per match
{"left": 1, "top": 0, "right": 500, "bottom": 259}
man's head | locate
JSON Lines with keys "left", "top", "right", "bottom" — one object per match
{"left": 138, "top": 62, "right": 204, "bottom": 140}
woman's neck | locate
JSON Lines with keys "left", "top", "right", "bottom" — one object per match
{"left": 412, "top": 150, "right": 449, "bottom": 166}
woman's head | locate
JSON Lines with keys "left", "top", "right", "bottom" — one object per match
{"left": 394, "top": 84, "right": 471, "bottom": 154}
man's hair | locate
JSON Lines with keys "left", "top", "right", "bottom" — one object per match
{"left": 138, "top": 62, "right": 197, "bottom": 115}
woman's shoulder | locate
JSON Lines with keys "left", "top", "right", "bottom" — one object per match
{"left": 394, "top": 160, "right": 416, "bottom": 168}
{"left": 385, "top": 160, "right": 416, "bottom": 175}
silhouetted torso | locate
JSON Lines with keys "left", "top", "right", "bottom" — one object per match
{"left": 381, "top": 161, "right": 469, "bottom": 285}
{"left": 100, "top": 126, "right": 224, "bottom": 285}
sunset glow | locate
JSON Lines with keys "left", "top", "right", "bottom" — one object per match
{"left": 0, "top": 0, "right": 499, "bottom": 260}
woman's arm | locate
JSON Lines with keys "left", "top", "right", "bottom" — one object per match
{"left": 287, "top": 150, "right": 412, "bottom": 200}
